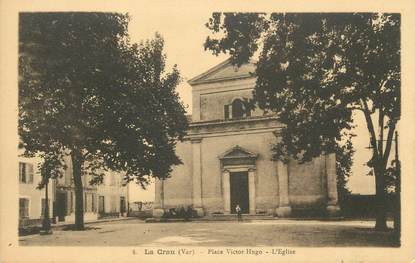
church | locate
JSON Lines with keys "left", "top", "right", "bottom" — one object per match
{"left": 153, "top": 59, "right": 340, "bottom": 218}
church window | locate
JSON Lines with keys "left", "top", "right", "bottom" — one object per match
{"left": 232, "top": 99, "right": 244, "bottom": 118}
{"left": 224, "top": 99, "right": 251, "bottom": 120}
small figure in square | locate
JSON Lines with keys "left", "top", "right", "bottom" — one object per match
{"left": 235, "top": 204, "right": 242, "bottom": 222}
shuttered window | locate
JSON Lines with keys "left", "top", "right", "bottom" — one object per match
{"left": 224, "top": 104, "right": 230, "bottom": 120}
{"left": 19, "top": 162, "right": 34, "bottom": 184}
{"left": 92, "top": 194, "right": 96, "bottom": 212}
{"left": 98, "top": 196, "right": 105, "bottom": 213}
{"left": 19, "top": 198, "right": 29, "bottom": 218}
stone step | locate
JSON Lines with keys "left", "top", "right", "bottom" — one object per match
{"left": 205, "top": 214, "right": 275, "bottom": 221}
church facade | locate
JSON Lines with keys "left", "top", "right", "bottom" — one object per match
{"left": 153, "top": 60, "right": 340, "bottom": 218}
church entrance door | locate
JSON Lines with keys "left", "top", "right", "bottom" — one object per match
{"left": 230, "top": 171, "right": 249, "bottom": 214}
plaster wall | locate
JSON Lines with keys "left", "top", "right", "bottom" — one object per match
{"left": 288, "top": 156, "right": 327, "bottom": 207}
{"left": 199, "top": 130, "right": 278, "bottom": 214}
{"left": 161, "top": 140, "right": 193, "bottom": 207}
{"left": 18, "top": 156, "right": 54, "bottom": 220}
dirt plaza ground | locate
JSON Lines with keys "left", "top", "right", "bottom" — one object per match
{"left": 19, "top": 219, "right": 399, "bottom": 247}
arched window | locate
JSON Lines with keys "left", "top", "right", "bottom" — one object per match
{"left": 224, "top": 98, "right": 251, "bottom": 120}
{"left": 232, "top": 99, "right": 245, "bottom": 119}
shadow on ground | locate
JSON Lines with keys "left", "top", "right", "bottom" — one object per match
{"left": 19, "top": 220, "right": 400, "bottom": 247}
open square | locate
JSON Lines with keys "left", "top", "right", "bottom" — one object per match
{"left": 19, "top": 219, "right": 399, "bottom": 247}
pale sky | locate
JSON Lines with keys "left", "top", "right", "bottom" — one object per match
{"left": 126, "top": 10, "right": 381, "bottom": 201}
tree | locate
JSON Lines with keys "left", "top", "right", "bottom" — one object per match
{"left": 204, "top": 13, "right": 400, "bottom": 230}
{"left": 19, "top": 13, "right": 188, "bottom": 230}
{"left": 335, "top": 137, "right": 354, "bottom": 208}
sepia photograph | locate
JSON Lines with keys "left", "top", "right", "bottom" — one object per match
{"left": 1, "top": 1, "right": 414, "bottom": 262}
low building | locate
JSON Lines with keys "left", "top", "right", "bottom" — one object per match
{"left": 19, "top": 154, "right": 129, "bottom": 226}
{"left": 54, "top": 157, "right": 129, "bottom": 222}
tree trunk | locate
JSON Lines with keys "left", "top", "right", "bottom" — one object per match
{"left": 394, "top": 131, "right": 401, "bottom": 236}
{"left": 71, "top": 149, "right": 84, "bottom": 230}
{"left": 41, "top": 178, "right": 51, "bottom": 233}
{"left": 374, "top": 167, "right": 388, "bottom": 231}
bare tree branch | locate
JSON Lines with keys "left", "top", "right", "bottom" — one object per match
{"left": 361, "top": 98, "right": 379, "bottom": 160}
{"left": 378, "top": 106, "right": 384, "bottom": 158}
{"left": 383, "top": 120, "right": 396, "bottom": 169}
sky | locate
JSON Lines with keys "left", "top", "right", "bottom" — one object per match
{"left": 125, "top": 9, "right": 382, "bottom": 201}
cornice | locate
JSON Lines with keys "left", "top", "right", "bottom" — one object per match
{"left": 188, "top": 58, "right": 256, "bottom": 86}
{"left": 190, "top": 74, "right": 254, "bottom": 86}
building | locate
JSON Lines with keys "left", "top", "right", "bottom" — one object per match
{"left": 54, "top": 156, "right": 129, "bottom": 222}
{"left": 18, "top": 155, "right": 55, "bottom": 228}
{"left": 19, "top": 154, "right": 129, "bottom": 227}
{"left": 153, "top": 59, "right": 340, "bottom": 218}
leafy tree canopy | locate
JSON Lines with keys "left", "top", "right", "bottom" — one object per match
{"left": 204, "top": 13, "right": 400, "bottom": 230}
{"left": 19, "top": 12, "right": 188, "bottom": 187}
{"left": 205, "top": 13, "right": 399, "bottom": 165}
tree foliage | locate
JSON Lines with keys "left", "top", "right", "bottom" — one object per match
{"left": 335, "top": 138, "right": 354, "bottom": 205}
{"left": 19, "top": 12, "right": 188, "bottom": 229}
{"left": 204, "top": 13, "right": 400, "bottom": 230}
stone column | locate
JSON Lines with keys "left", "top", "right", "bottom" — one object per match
{"left": 326, "top": 153, "right": 340, "bottom": 216}
{"left": 222, "top": 169, "right": 231, "bottom": 214}
{"left": 67, "top": 190, "right": 72, "bottom": 216}
{"left": 191, "top": 138, "right": 204, "bottom": 217}
{"left": 248, "top": 169, "right": 256, "bottom": 214}
{"left": 276, "top": 160, "right": 292, "bottom": 217}
{"left": 152, "top": 179, "right": 164, "bottom": 218}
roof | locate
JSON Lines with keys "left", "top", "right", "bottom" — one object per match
{"left": 188, "top": 58, "right": 256, "bottom": 86}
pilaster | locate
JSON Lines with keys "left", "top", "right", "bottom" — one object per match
{"left": 222, "top": 169, "right": 231, "bottom": 214}
{"left": 276, "top": 160, "right": 292, "bottom": 217}
{"left": 191, "top": 138, "right": 204, "bottom": 217}
{"left": 248, "top": 168, "right": 256, "bottom": 214}
{"left": 325, "top": 153, "right": 340, "bottom": 216}
{"left": 152, "top": 179, "right": 164, "bottom": 218}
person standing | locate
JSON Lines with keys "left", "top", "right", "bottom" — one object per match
{"left": 235, "top": 204, "right": 242, "bottom": 222}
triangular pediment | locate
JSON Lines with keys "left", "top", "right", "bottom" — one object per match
{"left": 188, "top": 59, "right": 255, "bottom": 85}
{"left": 219, "top": 145, "right": 258, "bottom": 159}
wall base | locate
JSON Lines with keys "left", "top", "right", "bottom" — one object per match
{"left": 326, "top": 205, "right": 341, "bottom": 217}
{"left": 194, "top": 207, "right": 205, "bottom": 217}
{"left": 64, "top": 212, "right": 98, "bottom": 223}
{"left": 276, "top": 206, "right": 292, "bottom": 217}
